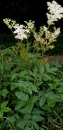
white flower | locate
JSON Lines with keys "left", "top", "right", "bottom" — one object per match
{"left": 13, "top": 24, "right": 30, "bottom": 40}
{"left": 46, "top": 0, "right": 63, "bottom": 26}
{"left": 15, "top": 34, "right": 27, "bottom": 40}
{"left": 52, "top": 27, "right": 60, "bottom": 38}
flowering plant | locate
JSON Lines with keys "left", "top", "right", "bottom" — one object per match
{"left": 3, "top": 0, "right": 63, "bottom": 64}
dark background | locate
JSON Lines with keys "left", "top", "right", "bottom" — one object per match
{"left": 0, "top": 0, "right": 63, "bottom": 33}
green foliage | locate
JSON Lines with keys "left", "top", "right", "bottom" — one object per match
{"left": 0, "top": 47, "right": 63, "bottom": 130}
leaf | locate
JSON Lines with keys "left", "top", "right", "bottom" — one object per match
{"left": 15, "top": 101, "right": 26, "bottom": 110}
{"left": 14, "top": 82, "right": 26, "bottom": 88}
{"left": 45, "top": 62, "right": 50, "bottom": 71}
{"left": 1, "top": 89, "right": 9, "bottom": 97}
{"left": 39, "top": 65, "right": 45, "bottom": 74}
{"left": 11, "top": 73, "right": 18, "bottom": 81}
{"left": 0, "top": 110, "right": 3, "bottom": 119}
{"left": 36, "top": 81, "right": 43, "bottom": 87}
{"left": 25, "top": 126, "right": 31, "bottom": 130}
{"left": 31, "top": 120, "right": 39, "bottom": 129}
{"left": 26, "top": 97, "right": 34, "bottom": 113}
{"left": 27, "top": 87, "right": 32, "bottom": 95}
{"left": 32, "top": 108, "right": 43, "bottom": 115}
{"left": 32, "top": 115, "right": 44, "bottom": 122}
{"left": 32, "top": 96, "right": 40, "bottom": 103}
{"left": 31, "top": 84, "right": 37, "bottom": 92}
{"left": 15, "top": 92, "right": 29, "bottom": 101}
{"left": 6, "top": 116, "right": 16, "bottom": 123}
{"left": 17, "top": 119, "right": 27, "bottom": 129}
{"left": 39, "top": 98, "right": 46, "bottom": 107}
{"left": 1, "top": 101, "right": 8, "bottom": 108}
{"left": 43, "top": 73, "right": 51, "bottom": 81}
{"left": 19, "top": 70, "right": 28, "bottom": 77}
{"left": 3, "top": 107, "right": 11, "bottom": 112}
{"left": 45, "top": 91, "right": 60, "bottom": 101}
{"left": 50, "top": 67, "right": 58, "bottom": 72}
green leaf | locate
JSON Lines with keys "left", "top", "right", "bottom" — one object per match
{"left": 3, "top": 107, "right": 11, "bottom": 112}
{"left": 15, "top": 92, "right": 29, "bottom": 101}
{"left": 15, "top": 101, "right": 26, "bottom": 110}
{"left": 1, "top": 101, "right": 8, "bottom": 108}
{"left": 32, "top": 108, "right": 43, "bottom": 115}
{"left": 36, "top": 81, "right": 43, "bottom": 87}
{"left": 27, "top": 87, "right": 32, "bottom": 95}
{"left": 45, "top": 62, "right": 50, "bottom": 71}
{"left": 17, "top": 119, "right": 27, "bottom": 129}
{"left": 43, "top": 73, "right": 51, "bottom": 81}
{"left": 1, "top": 89, "right": 9, "bottom": 97}
{"left": 26, "top": 97, "right": 34, "bottom": 113}
{"left": 45, "top": 91, "right": 60, "bottom": 101}
{"left": 50, "top": 67, "right": 58, "bottom": 72}
{"left": 31, "top": 84, "right": 37, "bottom": 92}
{"left": 32, "top": 96, "right": 39, "bottom": 103}
{"left": 32, "top": 115, "right": 44, "bottom": 122}
{"left": 19, "top": 70, "right": 28, "bottom": 77}
{"left": 11, "top": 73, "right": 18, "bottom": 81}
{"left": 31, "top": 120, "right": 39, "bottom": 129}
{"left": 39, "top": 65, "right": 45, "bottom": 74}
{"left": 0, "top": 110, "right": 3, "bottom": 119}
{"left": 6, "top": 116, "right": 16, "bottom": 123}
{"left": 39, "top": 98, "right": 46, "bottom": 107}
{"left": 14, "top": 82, "right": 26, "bottom": 88}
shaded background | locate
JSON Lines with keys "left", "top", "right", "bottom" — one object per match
{"left": 0, "top": 0, "right": 63, "bottom": 33}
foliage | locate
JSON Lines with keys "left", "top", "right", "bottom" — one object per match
{"left": 0, "top": 47, "right": 63, "bottom": 130}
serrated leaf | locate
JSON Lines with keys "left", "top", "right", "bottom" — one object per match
{"left": 15, "top": 101, "right": 26, "bottom": 110}
{"left": 1, "top": 101, "right": 8, "bottom": 108}
{"left": 43, "top": 73, "right": 51, "bottom": 81}
{"left": 0, "top": 110, "right": 3, "bottom": 118}
{"left": 32, "top": 96, "right": 39, "bottom": 103}
{"left": 1, "top": 89, "right": 9, "bottom": 97}
{"left": 14, "top": 82, "right": 26, "bottom": 88}
{"left": 31, "top": 120, "right": 39, "bottom": 129}
{"left": 31, "top": 84, "right": 37, "bottom": 92}
{"left": 45, "top": 91, "right": 60, "bottom": 101}
{"left": 32, "top": 115, "right": 44, "bottom": 122}
{"left": 39, "top": 98, "right": 46, "bottom": 107}
{"left": 17, "top": 119, "right": 27, "bottom": 129}
{"left": 45, "top": 62, "right": 50, "bottom": 71}
{"left": 11, "top": 73, "right": 18, "bottom": 81}
{"left": 27, "top": 87, "right": 32, "bottom": 95}
{"left": 6, "top": 116, "right": 16, "bottom": 123}
{"left": 15, "top": 92, "right": 29, "bottom": 101}
{"left": 26, "top": 97, "right": 34, "bottom": 113}
{"left": 32, "top": 108, "right": 43, "bottom": 115}
{"left": 25, "top": 127, "right": 31, "bottom": 130}
{"left": 3, "top": 107, "right": 11, "bottom": 112}
{"left": 39, "top": 65, "right": 45, "bottom": 74}
{"left": 50, "top": 67, "right": 58, "bottom": 72}
{"left": 19, "top": 70, "right": 28, "bottom": 77}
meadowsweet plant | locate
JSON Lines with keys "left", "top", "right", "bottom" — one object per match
{"left": 1, "top": 1, "right": 63, "bottom": 130}
{"left": 3, "top": 0, "right": 63, "bottom": 64}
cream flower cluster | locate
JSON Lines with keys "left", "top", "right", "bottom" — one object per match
{"left": 46, "top": 0, "right": 63, "bottom": 25}
{"left": 43, "top": 26, "right": 60, "bottom": 38}
{"left": 13, "top": 24, "right": 30, "bottom": 40}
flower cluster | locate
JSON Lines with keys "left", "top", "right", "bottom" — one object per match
{"left": 13, "top": 24, "right": 30, "bottom": 40}
{"left": 43, "top": 26, "right": 60, "bottom": 38}
{"left": 46, "top": 0, "right": 63, "bottom": 26}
